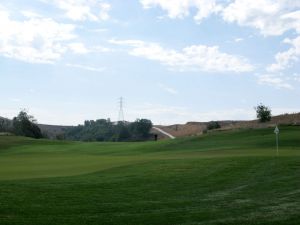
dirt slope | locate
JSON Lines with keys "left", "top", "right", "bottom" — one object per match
{"left": 154, "top": 113, "right": 300, "bottom": 138}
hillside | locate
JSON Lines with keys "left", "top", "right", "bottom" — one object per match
{"left": 0, "top": 126, "right": 299, "bottom": 224}
{"left": 38, "top": 124, "right": 73, "bottom": 139}
{"left": 155, "top": 113, "right": 300, "bottom": 138}
{"left": 0, "top": 116, "right": 10, "bottom": 123}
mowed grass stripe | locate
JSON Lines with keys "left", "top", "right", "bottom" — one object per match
{"left": 0, "top": 157, "right": 299, "bottom": 225}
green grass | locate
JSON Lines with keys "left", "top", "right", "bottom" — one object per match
{"left": 0, "top": 126, "right": 299, "bottom": 225}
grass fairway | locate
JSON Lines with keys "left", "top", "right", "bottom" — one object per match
{"left": 0, "top": 126, "right": 299, "bottom": 225}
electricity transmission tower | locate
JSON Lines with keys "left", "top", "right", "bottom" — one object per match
{"left": 118, "top": 97, "right": 125, "bottom": 122}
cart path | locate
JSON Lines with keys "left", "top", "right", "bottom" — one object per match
{"left": 153, "top": 127, "right": 176, "bottom": 139}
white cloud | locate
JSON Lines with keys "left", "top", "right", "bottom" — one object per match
{"left": 93, "top": 45, "right": 113, "bottom": 53}
{"left": 47, "top": 0, "right": 111, "bottom": 21}
{"left": 89, "top": 28, "right": 108, "bottom": 33}
{"left": 140, "top": 0, "right": 300, "bottom": 76}
{"left": 257, "top": 74, "right": 293, "bottom": 90}
{"left": 0, "top": 8, "right": 76, "bottom": 63}
{"left": 234, "top": 38, "right": 244, "bottom": 42}
{"left": 0, "top": 6, "right": 113, "bottom": 63}
{"left": 222, "top": 0, "right": 300, "bottom": 36}
{"left": 291, "top": 73, "right": 300, "bottom": 82}
{"left": 140, "top": 0, "right": 222, "bottom": 23}
{"left": 110, "top": 39, "right": 254, "bottom": 73}
{"left": 141, "top": 0, "right": 300, "bottom": 36}
{"left": 68, "top": 42, "right": 90, "bottom": 54}
{"left": 219, "top": 0, "right": 300, "bottom": 79}
{"left": 109, "top": 39, "right": 145, "bottom": 47}
{"left": 21, "top": 10, "right": 43, "bottom": 19}
{"left": 10, "top": 98, "right": 21, "bottom": 102}
{"left": 158, "top": 83, "right": 178, "bottom": 95}
{"left": 68, "top": 42, "right": 113, "bottom": 54}
{"left": 267, "top": 35, "right": 300, "bottom": 72}
{"left": 29, "top": 89, "right": 36, "bottom": 94}
{"left": 66, "top": 63, "right": 105, "bottom": 72}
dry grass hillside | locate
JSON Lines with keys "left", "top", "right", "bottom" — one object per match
{"left": 154, "top": 113, "right": 300, "bottom": 138}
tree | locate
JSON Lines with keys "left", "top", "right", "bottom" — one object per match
{"left": 255, "top": 103, "right": 272, "bottom": 122}
{"left": 12, "top": 110, "right": 43, "bottom": 138}
{"left": 129, "top": 119, "right": 153, "bottom": 140}
{"left": 0, "top": 118, "right": 6, "bottom": 132}
{"left": 0, "top": 117, "right": 12, "bottom": 132}
{"left": 115, "top": 122, "right": 131, "bottom": 141}
{"left": 207, "top": 121, "right": 221, "bottom": 130}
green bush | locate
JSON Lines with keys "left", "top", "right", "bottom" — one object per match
{"left": 207, "top": 121, "right": 221, "bottom": 130}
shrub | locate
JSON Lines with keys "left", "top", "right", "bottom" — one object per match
{"left": 207, "top": 121, "right": 221, "bottom": 130}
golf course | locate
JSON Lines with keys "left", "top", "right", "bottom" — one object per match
{"left": 0, "top": 125, "right": 299, "bottom": 225}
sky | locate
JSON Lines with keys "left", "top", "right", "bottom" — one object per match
{"left": 1, "top": 0, "right": 300, "bottom": 125}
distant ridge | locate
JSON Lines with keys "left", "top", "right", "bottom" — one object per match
{"left": 153, "top": 113, "right": 300, "bottom": 138}
{"left": 37, "top": 124, "right": 74, "bottom": 139}
{"left": 2, "top": 112, "right": 300, "bottom": 139}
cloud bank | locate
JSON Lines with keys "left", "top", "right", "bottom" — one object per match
{"left": 110, "top": 39, "right": 254, "bottom": 73}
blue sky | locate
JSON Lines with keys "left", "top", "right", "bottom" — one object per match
{"left": 1, "top": 0, "right": 300, "bottom": 125}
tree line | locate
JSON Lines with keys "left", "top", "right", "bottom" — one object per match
{"left": 64, "top": 119, "right": 152, "bottom": 142}
{"left": 0, "top": 110, "right": 153, "bottom": 142}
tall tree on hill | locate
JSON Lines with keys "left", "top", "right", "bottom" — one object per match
{"left": 12, "top": 110, "right": 43, "bottom": 139}
{"left": 255, "top": 103, "right": 272, "bottom": 122}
